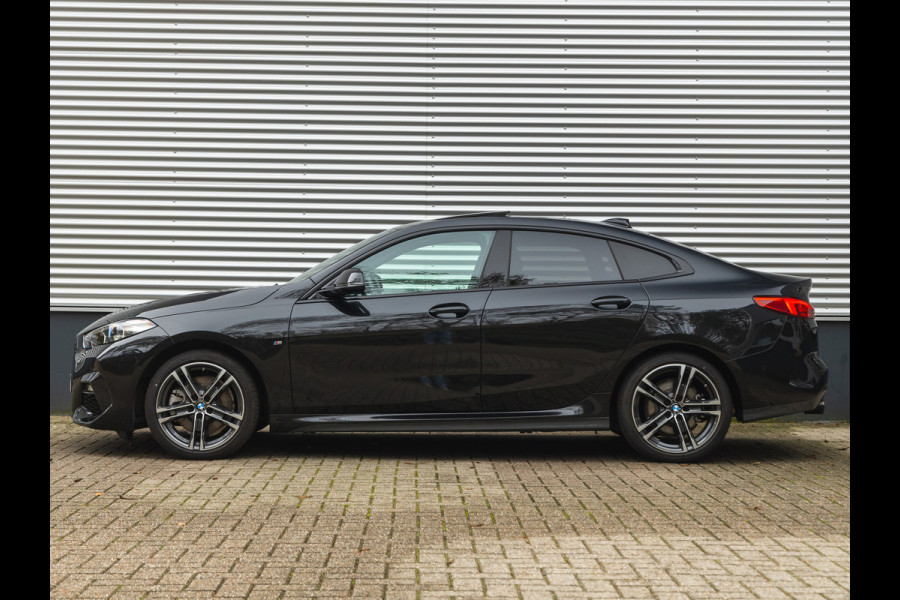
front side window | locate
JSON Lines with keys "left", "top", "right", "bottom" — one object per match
{"left": 289, "top": 226, "right": 397, "bottom": 283}
{"left": 509, "top": 230, "right": 622, "bottom": 286}
{"left": 351, "top": 230, "right": 496, "bottom": 296}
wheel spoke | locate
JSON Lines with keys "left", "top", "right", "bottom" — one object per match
{"left": 685, "top": 398, "right": 720, "bottom": 407}
{"left": 188, "top": 412, "right": 200, "bottom": 450}
{"left": 681, "top": 410, "right": 721, "bottom": 419}
{"left": 203, "top": 370, "right": 235, "bottom": 404}
{"left": 675, "top": 367, "right": 697, "bottom": 404}
{"left": 198, "top": 412, "right": 206, "bottom": 450}
{"left": 156, "top": 402, "right": 194, "bottom": 424}
{"left": 636, "top": 378, "right": 672, "bottom": 408}
{"left": 638, "top": 410, "right": 674, "bottom": 440}
{"left": 682, "top": 398, "right": 721, "bottom": 417}
{"left": 682, "top": 408, "right": 721, "bottom": 417}
{"left": 172, "top": 367, "right": 201, "bottom": 402}
{"left": 673, "top": 414, "right": 688, "bottom": 452}
{"left": 187, "top": 411, "right": 208, "bottom": 451}
{"left": 156, "top": 401, "right": 193, "bottom": 415}
{"left": 205, "top": 405, "right": 242, "bottom": 430}
{"left": 675, "top": 413, "right": 698, "bottom": 451}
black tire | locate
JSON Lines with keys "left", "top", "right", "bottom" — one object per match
{"left": 617, "top": 352, "right": 732, "bottom": 462}
{"left": 145, "top": 350, "right": 259, "bottom": 459}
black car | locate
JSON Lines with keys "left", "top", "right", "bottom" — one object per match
{"left": 70, "top": 213, "right": 827, "bottom": 461}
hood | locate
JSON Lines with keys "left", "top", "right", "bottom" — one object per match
{"left": 79, "top": 285, "right": 281, "bottom": 334}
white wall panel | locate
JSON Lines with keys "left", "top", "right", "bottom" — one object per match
{"left": 50, "top": 0, "right": 850, "bottom": 316}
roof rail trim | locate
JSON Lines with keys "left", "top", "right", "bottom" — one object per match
{"left": 437, "top": 211, "right": 510, "bottom": 219}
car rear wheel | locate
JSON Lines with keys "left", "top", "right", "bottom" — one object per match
{"left": 145, "top": 351, "right": 259, "bottom": 459}
{"left": 617, "top": 353, "right": 732, "bottom": 462}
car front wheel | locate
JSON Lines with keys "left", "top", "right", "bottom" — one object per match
{"left": 617, "top": 353, "right": 732, "bottom": 462}
{"left": 145, "top": 351, "right": 259, "bottom": 459}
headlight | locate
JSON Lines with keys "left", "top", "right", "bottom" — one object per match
{"left": 82, "top": 318, "right": 157, "bottom": 348}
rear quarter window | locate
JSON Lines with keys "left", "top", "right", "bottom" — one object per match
{"left": 609, "top": 241, "right": 680, "bottom": 280}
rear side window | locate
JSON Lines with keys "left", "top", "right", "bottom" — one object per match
{"left": 609, "top": 241, "right": 679, "bottom": 279}
{"left": 509, "top": 231, "right": 622, "bottom": 286}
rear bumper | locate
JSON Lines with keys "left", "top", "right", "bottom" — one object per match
{"left": 730, "top": 317, "right": 828, "bottom": 422}
{"left": 804, "top": 398, "right": 826, "bottom": 415}
{"left": 740, "top": 383, "right": 827, "bottom": 422}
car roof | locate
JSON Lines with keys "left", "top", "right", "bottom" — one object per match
{"left": 401, "top": 212, "right": 662, "bottom": 248}
{"left": 284, "top": 211, "right": 756, "bottom": 293}
{"left": 398, "top": 213, "right": 744, "bottom": 276}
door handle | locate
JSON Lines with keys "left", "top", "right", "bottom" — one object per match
{"left": 428, "top": 303, "right": 470, "bottom": 319}
{"left": 590, "top": 296, "right": 632, "bottom": 310}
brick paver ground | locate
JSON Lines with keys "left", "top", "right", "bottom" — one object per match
{"left": 50, "top": 416, "right": 849, "bottom": 599}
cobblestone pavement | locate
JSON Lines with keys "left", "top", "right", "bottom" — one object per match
{"left": 50, "top": 416, "right": 849, "bottom": 599}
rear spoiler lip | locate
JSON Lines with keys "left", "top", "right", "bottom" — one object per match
{"left": 754, "top": 271, "right": 813, "bottom": 301}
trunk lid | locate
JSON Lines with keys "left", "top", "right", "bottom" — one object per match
{"left": 754, "top": 271, "right": 813, "bottom": 301}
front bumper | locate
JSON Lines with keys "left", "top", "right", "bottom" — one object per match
{"left": 71, "top": 370, "right": 136, "bottom": 430}
{"left": 70, "top": 327, "right": 172, "bottom": 432}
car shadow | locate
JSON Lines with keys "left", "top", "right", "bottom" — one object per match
{"left": 93, "top": 427, "right": 845, "bottom": 466}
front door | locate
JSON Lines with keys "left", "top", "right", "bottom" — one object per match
{"left": 289, "top": 230, "right": 497, "bottom": 414}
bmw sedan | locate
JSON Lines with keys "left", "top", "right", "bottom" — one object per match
{"left": 70, "top": 213, "right": 827, "bottom": 462}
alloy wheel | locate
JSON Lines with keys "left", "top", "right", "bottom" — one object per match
{"left": 154, "top": 361, "right": 246, "bottom": 452}
{"left": 629, "top": 362, "right": 723, "bottom": 455}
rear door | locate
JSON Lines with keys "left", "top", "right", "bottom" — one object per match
{"left": 481, "top": 230, "right": 649, "bottom": 412}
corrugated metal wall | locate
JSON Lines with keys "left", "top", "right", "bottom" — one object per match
{"left": 50, "top": 1, "right": 850, "bottom": 317}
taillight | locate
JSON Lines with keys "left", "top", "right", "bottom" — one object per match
{"left": 753, "top": 296, "right": 816, "bottom": 319}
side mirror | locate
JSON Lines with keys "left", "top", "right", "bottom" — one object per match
{"left": 321, "top": 268, "right": 366, "bottom": 298}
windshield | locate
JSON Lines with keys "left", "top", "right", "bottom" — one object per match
{"left": 288, "top": 227, "right": 399, "bottom": 284}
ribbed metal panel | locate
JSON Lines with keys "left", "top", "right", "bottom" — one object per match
{"left": 50, "top": 1, "right": 850, "bottom": 316}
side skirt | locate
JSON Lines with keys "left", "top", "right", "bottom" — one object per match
{"left": 269, "top": 399, "right": 611, "bottom": 434}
